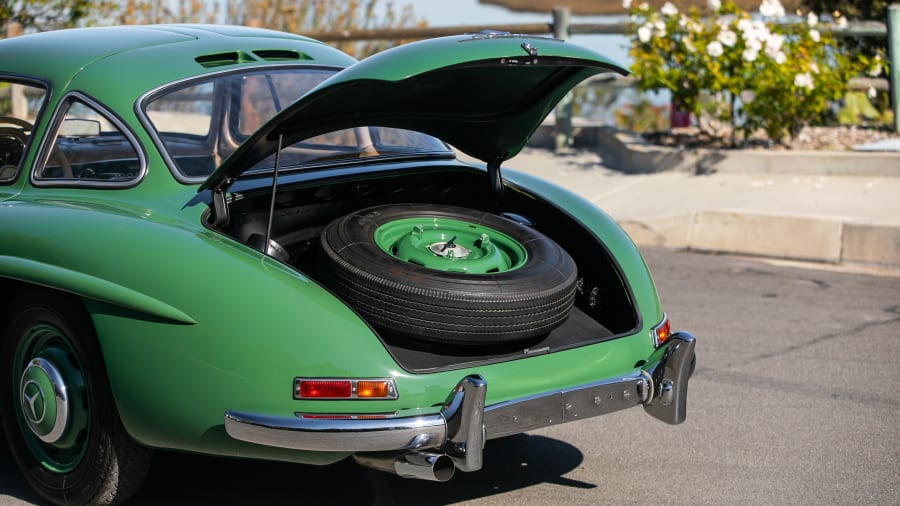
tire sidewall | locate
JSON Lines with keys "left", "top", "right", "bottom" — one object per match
{"left": 1, "top": 291, "right": 115, "bottom": 505}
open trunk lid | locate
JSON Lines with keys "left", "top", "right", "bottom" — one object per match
{"left": 200, "top": 32, "right": 628, "bottom": 193}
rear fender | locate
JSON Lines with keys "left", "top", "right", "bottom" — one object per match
{"left": 0, "top": 256, "right": 195, "bottom": 324}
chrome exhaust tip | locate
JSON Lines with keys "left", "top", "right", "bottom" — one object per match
{"left": 354, "top": 451, "right": 456, "bottom": 482}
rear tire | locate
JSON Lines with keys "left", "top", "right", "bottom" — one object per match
{"left": 0, "top": 289, "right": 151, "bottom": 505}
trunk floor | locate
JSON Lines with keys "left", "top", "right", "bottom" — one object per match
{"left": 383, "top": 306, "right": 615, "bottom": 373}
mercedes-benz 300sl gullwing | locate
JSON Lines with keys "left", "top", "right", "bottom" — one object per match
{"left": 0, "top": 25, "right": 695, "bottom": 505}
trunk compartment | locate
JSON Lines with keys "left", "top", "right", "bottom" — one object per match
{"left": 215, "top": 163, "right": 637, "bottom": 372}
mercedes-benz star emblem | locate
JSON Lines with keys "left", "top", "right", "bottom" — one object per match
{"left": 21, "top": 379, "right": 46, "bottom": 425}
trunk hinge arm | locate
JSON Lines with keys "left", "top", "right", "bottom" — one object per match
{"left": 209, "top": 179, "right": 233, "bottom": 228}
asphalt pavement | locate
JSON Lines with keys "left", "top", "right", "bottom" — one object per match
{"left": 501, "top": 144, "right": 900, "bottom": 269}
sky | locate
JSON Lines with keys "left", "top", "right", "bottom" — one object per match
{"left": 401, "top": 0, "right": 632, "bottom": 66}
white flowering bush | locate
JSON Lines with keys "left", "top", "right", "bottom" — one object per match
{"left": 626, "top": 0, "right": 858, "bottom": 145}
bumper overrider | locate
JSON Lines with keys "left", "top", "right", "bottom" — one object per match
{"left": 225, "top": 332, "right": 696, "bottom": 481}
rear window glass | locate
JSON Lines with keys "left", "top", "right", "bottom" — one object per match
{"left": 145, "top": 67, "right": 449, "bottom": 181}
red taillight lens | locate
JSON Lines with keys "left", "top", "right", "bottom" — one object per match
{"left": 653, "top": 315, "right": 671, "bottom": 347}
{"left": 298, "top": 380, "right": 352, "bottom": 399}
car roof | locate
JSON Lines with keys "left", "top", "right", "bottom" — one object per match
{"left": 0, "top": 24, "right": 356, "bottom": 93}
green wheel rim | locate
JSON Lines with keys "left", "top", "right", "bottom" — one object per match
{"left": 374, "top": 217, "right": 527, "bottom": 273}
{"left": 12, "top": 322, "right": 90, "bottom": 474}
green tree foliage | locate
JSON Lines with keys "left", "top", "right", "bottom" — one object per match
{"left": 106, "top": 0, "right": 426, "bottom": 58}
{"left": 1, "top": 0, "right": 94, "bottom": 34}
{"left": 2, "top": 1, "right": 424, "bottom": 59}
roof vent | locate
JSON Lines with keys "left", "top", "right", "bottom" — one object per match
{"left": 195, "top": 51, "right": 255, "bottom": 68}
{"left": 252, "top": 49, "right": 311, "bottom": 61}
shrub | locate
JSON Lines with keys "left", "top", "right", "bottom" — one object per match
{"left": 626, "top": 0, "right": 862, "bottom": 145}
{"left": 614, "top": 98, "right": 669, "bottom": 132}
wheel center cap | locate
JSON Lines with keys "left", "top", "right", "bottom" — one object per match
{"left": 428, "top": 240, "right": 470, "bottom": 259}
{"left": 19, "top": 358, "right": 68, "bottom": 443}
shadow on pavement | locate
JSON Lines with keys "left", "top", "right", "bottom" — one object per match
{"left": 2, "top": 428, "right": 589, "bottom": 505}
{"left": 372, "top": 433, "right": 593, "bottom": 505}
{"left": 0, "top": 424, "right": 44, "bottom": 505}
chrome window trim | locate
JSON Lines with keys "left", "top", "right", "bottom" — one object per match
{"left": 30, "top": 91, "right": 148, "bottom": 189}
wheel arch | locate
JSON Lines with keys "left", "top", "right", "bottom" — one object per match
{"left": 0, "top": 280, "right": 104, "bottom": 375}
{"left": 0, "top": 277, "right": 23, "bottom": 328}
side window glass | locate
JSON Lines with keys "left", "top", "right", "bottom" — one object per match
{"left": 36, "top": 97, "right": 142, "bottom": 184}
{"left": 0, "top": 80, "right": 46, "bottom": 182}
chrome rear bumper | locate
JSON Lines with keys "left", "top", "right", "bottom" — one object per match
{"left": 225, "top": 332, "right": 696, "bottom": 470}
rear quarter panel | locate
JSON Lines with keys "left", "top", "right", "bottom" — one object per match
{"left": 0, "top": 195, "right": 392, "bottom": 463}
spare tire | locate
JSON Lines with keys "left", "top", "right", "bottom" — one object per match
{"left": 320, "top": 203, "right": 577, "bottom": 345}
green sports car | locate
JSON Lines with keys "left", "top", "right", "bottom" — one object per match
{"left": 0, "top": 24, "right": 695, "bottom": 505}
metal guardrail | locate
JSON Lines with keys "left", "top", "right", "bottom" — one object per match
{"left": 306, "top": 6, "right": 899, "bottom": 134}
{"left": 304, "top": 21, "right": 889, "bottom": 41}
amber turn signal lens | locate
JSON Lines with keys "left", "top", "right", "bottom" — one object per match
{"left": 356, "top": 380, "right": 391, "bottom": 398}
{"left": 653, "top": 315, "right": 671, "bottom": 346}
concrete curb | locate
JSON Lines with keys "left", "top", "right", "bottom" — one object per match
{"left": 842, "top": 223, "right": 900, "bottom": 266}
{"left": 619, "top": 212, "right": 900, "bottom": 267}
